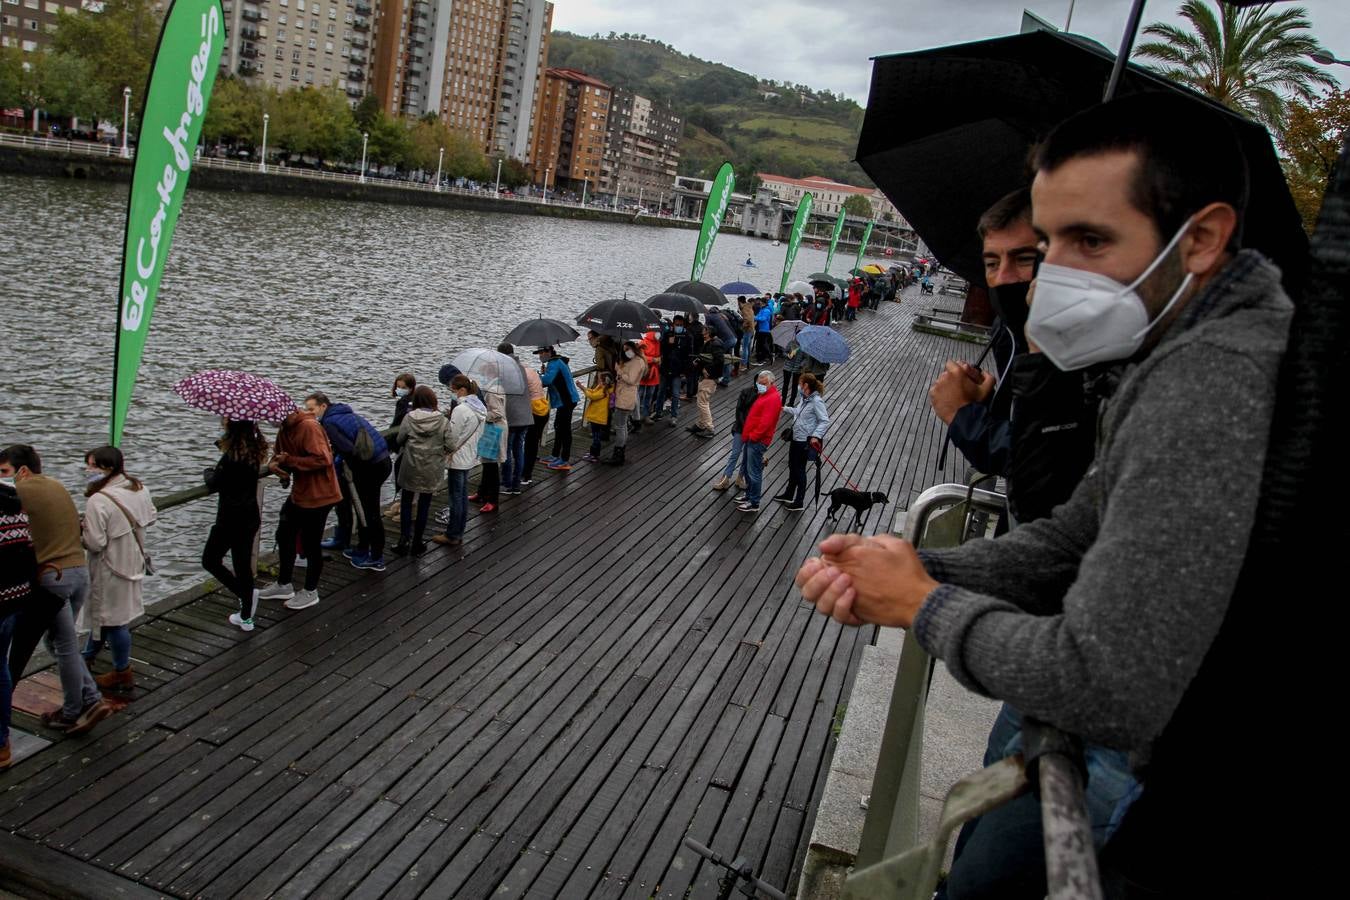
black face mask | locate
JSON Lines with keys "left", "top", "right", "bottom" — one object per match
{"left": 988, "top": 281, "right": 1032, "bottom": 351}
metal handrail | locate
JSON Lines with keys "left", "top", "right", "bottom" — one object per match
{"left": 846, "top": 481, "right": 1102, "bottom": 900}
{"left": 152, "top": 363, "right": 600, "bottom": 514}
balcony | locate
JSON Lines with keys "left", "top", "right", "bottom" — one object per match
{"left": 241, "top": 9, "right": 261, "bottom": 21}
{"left": 352, "top": 16, "right": 369, "bottom": 31}
{"left": 350, "top": 35, "right": 367, "bottom": 49}
{"left": 240, "top": 26, "right": 259, "bottom": 39}
{"left": 347, "top": 68, "right": 365, "bottom": 81}
{"left": 346, "top": 84, "right": 363, "bottom": 98}
{"left": 354, "top": 1, "right": 372, "bottom": 14}
{"left": 348, "top": 50, "right": 366, "bottom": 64}
{"left": 240, "top": 46, "right": 258, "bottom": 59}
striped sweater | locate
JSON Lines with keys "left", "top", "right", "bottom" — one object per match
{"left": 0, "top": 486, "right": 35, "bottom": 611}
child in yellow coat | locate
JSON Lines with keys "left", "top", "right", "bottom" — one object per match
{"left": 580, "top": 373, "right": 615, "bottom": 462}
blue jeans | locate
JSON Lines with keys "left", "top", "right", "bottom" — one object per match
{"left": 588, "top": 423, "right": 604, "bottom": 456}
{"left": 83, "top": 625, "right": 132, "bottom": 672}
{"left": 503, "top": 425, "right": 528, "bottom": 489}
{"left": 40, "top": 567, "right": 101, "bottom": 719}
{"left": 722, "top": 432, "right": 747, "bottom": 478}
{"left": 740, "top": 334, "right": 752, "bottom": 368}
{"left": 639, "top": 384, "right": 658, "bottom": 419}
{"left": 658, "top": 374, "right": 683, "bottom": 418}
{"left": 445, "top": 469, "right": 469, "bottom": 539}
{"left": 0, "top": 613, "right": 14, "bottom": 749}
{"left": 743, "top": 441, "right": 765, "bottom": 505}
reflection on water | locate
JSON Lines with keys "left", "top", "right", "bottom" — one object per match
{"left": 0, "top": 174, "right": 888, "bottom": 598}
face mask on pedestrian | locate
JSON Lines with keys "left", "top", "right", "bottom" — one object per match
{"left": 756, "top": 382, "right": 768, "bottom": 394}
{"left": 86, "top": 470, "right": 105, "bottom": 485}
{"left": 624, "top": 350, "right": 636, "bottom": 359}
{"left": 1026, "top": 217, "right": 1195, "bottom": 371}
{"left": 395, "top": 387, "right": 410, "bottom": 398}
{"left": 987, "top": 280, "right": 1032, "bottom": 345}
{"left": 0, "top": 476, "right": 14, "bottom": 490}
{"left": 674, "top": 326, "right": 685, "bottom": 334}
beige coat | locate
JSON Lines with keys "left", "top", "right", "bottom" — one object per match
{"left": 614, "top": 355, "right": 646, "bottom": 411}
{"left": 82, "top": 475, "right": 156, "bottom": 630}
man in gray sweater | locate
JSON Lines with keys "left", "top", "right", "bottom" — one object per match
{"left": 797, "top": 94, "right": 1294, "bottom": 895}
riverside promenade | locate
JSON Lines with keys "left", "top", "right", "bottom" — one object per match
{"left": 0, "top": 294, "right": 974, "bottom": 899}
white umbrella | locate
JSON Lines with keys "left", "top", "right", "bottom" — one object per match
{"left": 449, "top": 348, "right": 526, "bottom": 394}
{"left": 785, "top": 280, "right": 814, "bottom": 296}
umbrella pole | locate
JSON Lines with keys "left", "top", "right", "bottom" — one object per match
{"left": 1103, "top": 0, "right": 1148, "bottom": 102}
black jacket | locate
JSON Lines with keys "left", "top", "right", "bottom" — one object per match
{"left": 732, "top": 385, "right": 759, "bottom": 433}
{"left": 696, "top": 338, "right": 726, "bottom": 380}
{"left": 204, "top": 454, "right": 263, "bottom": 513}
{"left": 661, "top": 330, "right": 692, "bottom": 375}
{"left": 945, "top": 318, "right": 1018, "bottom": 476}
{"left": 1005, "top": 354, "right": 1100, "bottom": 523}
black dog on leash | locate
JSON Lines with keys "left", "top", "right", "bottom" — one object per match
{"left": 824, "top": 488, "right": 890, "bottom": 532}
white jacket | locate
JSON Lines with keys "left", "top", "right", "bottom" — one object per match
{"left": 447, "top": 395, "right": 486, "bottom": 470}
{"left": 82, "top": 475, "right": 156, "bottom": 629}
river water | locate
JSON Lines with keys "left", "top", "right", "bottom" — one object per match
{"left": 0, "top": 173, "right": 893, "bottom": 598}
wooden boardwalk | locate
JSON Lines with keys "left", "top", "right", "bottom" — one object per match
{"left": 0, "top": 291, "right": 973, "bottom": 899}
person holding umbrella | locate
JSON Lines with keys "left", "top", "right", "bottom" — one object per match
{"left": 536, "top": 346, "right": 579, "bottom": 471}
{"left": 774, "top": 373, "right": 831, "bottom": 513}
{"left": 258, "top": 405, "right": 342, "bottom": 611}
{"left": 654, "top": 315, "right": 692, "bottom": 426}
{"left": 607, "top": 340, "right": 646, "bottom": 465}
{"left": 432, "top": 375, "right": 487, "bottom": 548}
{"left": 201, "top": 420, "right": 268, "bottom": 631}
{"left": 497, "top": 343, "right": 535, "bottom": 495}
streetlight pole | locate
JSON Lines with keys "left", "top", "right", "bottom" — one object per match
{"left": 543, "top": 165, "right": 551, "bottom": 204}
{"left": 637, "top": 186, "right": 643, "bottom": 214}
{"left": 581, "top": 178, "right": 587, "bottom": 207}
{"left": 121, "top": 86, "right": 131, "bottom": 158}
{"left": 359, "top": 131, "right": 369, "bottom": 184}
{"left": 657, "top": 191, "right": 663, "bottom": 216}
{"left": 259, "top": 112, "right": 269, "bottom": 173}
{"left": 494, "top": 158, "right": 503, "bottom": 194}
{"left": 435, "top": 146, "right": 443, "bottom": 192}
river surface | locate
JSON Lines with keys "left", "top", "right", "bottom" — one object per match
{"left": 0, "top": 173, "right": 896, "bottom": 598}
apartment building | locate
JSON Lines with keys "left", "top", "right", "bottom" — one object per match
{"left": 369, "top": 0, "right": 551, "bottom": 160}
{"left": 218, "top": 0, "right": 373, "bottom": 100}
{"left": 599, "top": 86, "right": 680, "bottom": 204}
{"left": 528, "top": 66, "right": 609, "bottom": 191}
{"left": 756, "top": 172, "right": 907, "bottom": 224}
{"left": 0, "top": 0, "right": 89, "bottom": 53}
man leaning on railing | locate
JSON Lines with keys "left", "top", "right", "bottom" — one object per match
{"left": 797, "top": 94, "right": 1294, "bottom": 898}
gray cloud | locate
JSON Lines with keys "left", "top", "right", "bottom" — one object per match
{"left": 552, "top": 0, "right": 1350, "bottom": 103}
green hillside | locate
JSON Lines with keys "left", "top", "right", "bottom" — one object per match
{"left": 545, "top": 32, "right": 869, "bottom": 186}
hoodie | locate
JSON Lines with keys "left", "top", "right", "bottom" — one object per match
{"left": 396, "top": 407, "right": 455, "bottom": 493}
{"left": 447, "top": 395, "right": 487, "bottom": 470}
{"left": 274, "top": 411, "right": 343, "bottom": 508}
{"left": 318, "top": 402, "right": 390, "bottom": 465}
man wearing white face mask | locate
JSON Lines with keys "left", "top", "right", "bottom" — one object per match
{"left": 796, "top": 93, "right": 1295, "bottom": 895}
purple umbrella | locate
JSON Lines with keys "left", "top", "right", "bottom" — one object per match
{"left": 172, "top": 370, "right": 296, "bottom": 424}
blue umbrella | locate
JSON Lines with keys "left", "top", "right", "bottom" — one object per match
{"left": 720, "top": 281, "right": 760, "bottom": 296}
{"left": 796, "top": 325, "right": 851, "bottom": 364}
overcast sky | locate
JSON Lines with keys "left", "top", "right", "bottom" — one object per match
{"left": 550, "top": 0, "right": 1350, "bottom": 104}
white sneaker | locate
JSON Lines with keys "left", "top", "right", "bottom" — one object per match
{"left": 257, "top": 582, "right": 294, "bottom": 601}
{"left": 293, "top": 556, "right": 308, "bottom": 569}
{"left": 285, "top": 589, "right": 319, "bottom": 610}
{"left": 228, "top": 613, "right": 255, "bottom": 632}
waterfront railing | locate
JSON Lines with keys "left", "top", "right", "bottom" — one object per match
{"left": 845, "top": 482, "right": 1101, "bottom": 900}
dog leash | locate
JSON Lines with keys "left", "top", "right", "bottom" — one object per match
{"left": 817, "top": 448, "right": 862, "bottom": 491}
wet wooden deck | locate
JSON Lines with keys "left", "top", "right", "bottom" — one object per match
{"left": 0, "top": 290, "right": 973, "bottom": 899}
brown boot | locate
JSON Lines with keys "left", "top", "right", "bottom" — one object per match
{"left": 712, "top": 476, "right": 731, "bottom": 491}
{"left": 0, "top": 739, "right": 10, "bottom": 770}
{"left": 95, "top": 668, "right": 134, "bottom": 693}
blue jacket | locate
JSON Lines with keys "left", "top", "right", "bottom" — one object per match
{"left": 785, "top": 392, "right": 830, "bottom": 442}
{"left": 539, "top": 357, "right": 579, "bottom": 409}
{"left": 755, "top": 305, "right": 773, "bottom": 333}
{"left": 318, "top": 403, "right": 390, "bottom": 465}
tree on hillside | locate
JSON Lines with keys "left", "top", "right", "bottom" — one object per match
{"left": 51, "top": 0, "right": 162, "bottom": 122}
{"left": 1279, "top": 89, "right": 1350, "bottom": 232}
{"left": 1134, "top": 0, "right": 1336, "bottom": 135}
{"left": 843, "top": 194, "right": 873, "bottom": 218}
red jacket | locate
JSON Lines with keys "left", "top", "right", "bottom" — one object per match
{"left": 639, "top": 332, "right": 662, "bottom": 386}
{"left": 741, "top": 385, "right": 783, "bottom": 445}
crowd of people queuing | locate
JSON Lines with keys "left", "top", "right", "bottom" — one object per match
{"left": 0, "top": 272, "right": 908, "bottom": 766}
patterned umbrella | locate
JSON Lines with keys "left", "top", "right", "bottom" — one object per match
{"left": 796, "top": 325, "right": 852, "bottom": 364}
{"left": 172, "top": 370, "right": 296, "bottom": 424}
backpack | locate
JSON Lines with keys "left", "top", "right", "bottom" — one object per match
{"left": 352, "top": 423, "right": 377, "bottom": 462}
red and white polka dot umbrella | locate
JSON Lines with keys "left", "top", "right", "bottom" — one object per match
{"left": 172, "top": 370, "right": 296, "bottom": 424}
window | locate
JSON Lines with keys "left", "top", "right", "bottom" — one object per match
{"left": 295, "top": 0, "right": 303, "bottom": 9}
{"left": 25, "top": 17, "right": 36, "bottom": 28}
{"left": 44, "top": 1, "right": 56, "bottom": 11}
{"left": 294, "top": 16, "right": 303, "bottom": 28}
{"left": 277, "top": 13, "right": 285, "bottom": 23}
{"left": 21, "top": 38, "right": 35, "bottom": 50}
{"left": 275, "top": 47, "right": 283, "bottom": 58}
{"left": 22, "top": 0, "right": 36, "bottom": 8}
{"left": 328, "top": 6, "right": 335, "bottom": 17}
{"left": 326, "top": 23, "right": 333, "bottom": 34}
{"left": 305, "top": 71, "right": 314, "bottom": 84}
{"left": 324, "top": 40, "right": 332, "bottom": 52}
{"left": 291, "top": 67, "right": 300, "bottom": 80}
{"left": 292, "top": 48, "right": 300, "bottom": 61}
{"left": 276, "top": 29, "right": 285, "bottom": 40}
{"left": 308, "top": 37, "right": 315, "bottom": 48}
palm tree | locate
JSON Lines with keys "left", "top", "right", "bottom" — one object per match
{"left": 1134, "top": 0, "right": 1337, "bottom": 135}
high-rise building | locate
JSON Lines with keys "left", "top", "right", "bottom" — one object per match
{"left": 217, "top": 0, "right": 373, "bottom": 101}
{"left": 600, "top": 87, "right": 680, "bottom": 205}
{"left": 528, "top": 67, "right": 610, "bottom": 191}
{"left": 370, "top": 0, "right": 552, "bottom": 161}
{"left": 0, "top": 0, "right": 89, "bottom": 54}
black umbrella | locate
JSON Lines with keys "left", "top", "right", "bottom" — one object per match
{"left": 576, "top": 298, "right": 661, "bottom": 340}
{"left": 646, "top": 292, "right": 708, "bottom": 317}
{"left": 806, "top": 272, "right": 849, "bottom": 291}
{"left": 666, "top": 280, "right": 729, "bottom": 307}
{"left": 856, "top": 30, "right": 1308, "bottom": 291}
{"left": 503, "top": 316, "right": 580, "bottom": 347}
